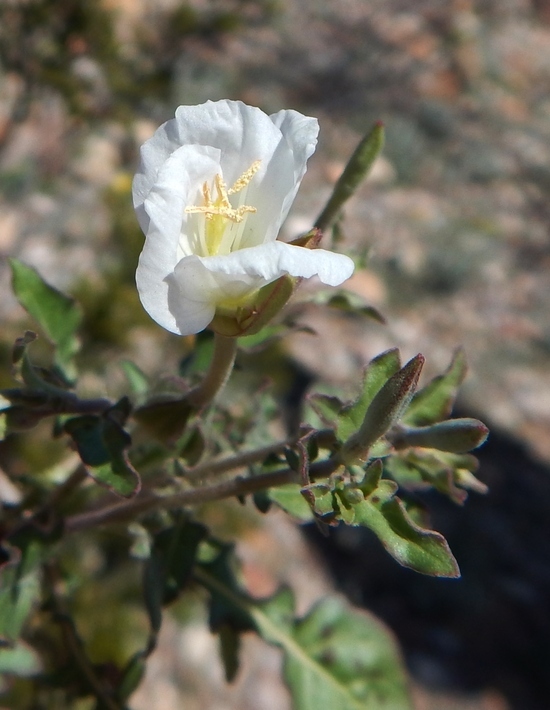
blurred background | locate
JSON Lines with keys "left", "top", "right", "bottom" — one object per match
{"left": 1, "top": 1, "right": 550, "bottom": 709}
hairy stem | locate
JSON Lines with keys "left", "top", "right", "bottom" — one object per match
{"left": 66, "top": 469, "right": 298, "bottom": 532}
{"left": 187, "top": 333, "right": 238, "bottom": 409}
{"left": 65, "top": 458, "right": 337, "bottom": 534}
{"left": 184, "top": 438, "right": 296, "bottom": 482}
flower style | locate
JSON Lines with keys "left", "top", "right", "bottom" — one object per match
{"left": 133, "top": 99, "right": 354, "bottom": 336}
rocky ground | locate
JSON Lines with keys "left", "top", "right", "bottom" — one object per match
{"left": 1, "top": 0, "right": 550, "bottom": 708}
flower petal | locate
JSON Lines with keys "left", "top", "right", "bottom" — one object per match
{"left": 269, "top": 109, "right": 319, "bottom": 222}
{"left": 133, "top": 100, "right": 319, "bottom": 252}
{"left": 136, "top": 145, "right": 222, "bottom": 334}
{"left": 200, "top": 241, "right": 353, "bottom": 286}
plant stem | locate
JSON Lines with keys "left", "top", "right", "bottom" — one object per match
{"left": 65, "top": 458, "right": 337, "bottom": 534}
{"left": 187, "top": 333, "right": 238, "bottom": 409}
{"left": 184, "top": 438, "right": 295, "bottom": 482}
{"left": 65, "top": 468, "right": 297, "bottom": 532}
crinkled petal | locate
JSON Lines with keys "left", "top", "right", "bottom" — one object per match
{"left": 166, "top": 242, "right": 354, "bottom": 335}
{"left": 195, "top": 241, "right": 355, "bottom": 287}
{"left": 136, "top": 145, "right": 222, "bottom": 334}
{"left": 133, "top": 100, "right": 319, "bottom": 251}
{"left": 269, "top": 109, "right": 319, "bottom": 223}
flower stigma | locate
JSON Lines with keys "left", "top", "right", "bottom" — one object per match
{"left": 185, "top": 160, "right": 261, "bottom": 256}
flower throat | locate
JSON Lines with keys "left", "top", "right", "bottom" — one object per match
{"left": 185, "top": 160, "right": 261, "bottom": 256}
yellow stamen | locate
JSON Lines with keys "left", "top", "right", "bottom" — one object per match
{"left": 184, "top": 160, "right": 261, "bottom": 256}
{"left": 185, "top": 162, "right": 260, "bottom": 224}
{"left": 228, "top": 160, "right": 261, "bottom": 195}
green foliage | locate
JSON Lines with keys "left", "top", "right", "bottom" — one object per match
{"left": 302, "top": 349, "right": 489, "bottom": 575}
{"left": 0, "top": 114, "right": 492, "bottom": 708}
{"left": 315, "top": 122, "right": 385, "bottom": 232}
{"left": 0, "top": 542, "right": 43, "bottom": 644}
{"left": 312, "top": 289, "right": 386, "bottom": 324}
{"left": 9, "top": 259, "right": 81, "bottom": 376}
{"left": 64, "top": 406, "right": 140, "bottom": 498}
{"left": 196, "top": 559, "right": 411, "bottom": 710}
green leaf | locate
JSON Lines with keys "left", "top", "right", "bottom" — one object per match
{"left": 337, "top": 349, "right": 402, "bottom": 441}
{"left": 116, "top": 650, "right": 147, "bottom": 702}
{"left": 195, "top": 565, "right": 412, "bottom": 710}
{"left": 0, "top": 641, "right": 42, "bottom": 676}
{"left": 403, "top": 348, "right": 467, "bottom": 426}
{"left": 178, "top": 425, "right": 206, "bottom": 467}
{"left": 9, "top": 259, "right": 81, "bottom": 373}
{"left": 0, "top": 542, "right": 42, "bottom": 643}
{"left": 120, "top": 360, "right": 149, "bottom": 395}
{"left": 198, "top": 544, "right": 256, "bottom": 636}
{"left": 134, "top": 396, "right": 193, "bottom": 443}
{"left": 64, "top": 413, "right": 140, "bottom": 497}
{"left": 384, "top": 449, "right": 487, "bottom": 504}
{"left": 308, "top": 393, "right": 344, "bottom": 430}
{"left": 352, "top": 493, "right": 459, "bottom": 577}
{"left": 218, "top": 624, "right": 241, "bottom": 683}
{"left": 143, "top": 518, "right": 207, "bottom": 635}
{"left": 150, "top": 519, "right": 207, "bottom": 606}
{"left": 238, "top": 323, "right": 289, "bottom": 351}
{"left": 273, "top": 596, "right": 411, "bottom": 710}
{"left": 312, "top": 290, "right": 385, "bottom": 324}
{"left": 268, "top": 484, "right": 314, "bottom": 522}
{"left": 315, "top": 121, "right": 385, "bottom": 232}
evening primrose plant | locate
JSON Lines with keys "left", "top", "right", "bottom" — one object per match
{"left": 0, "top": 101, "right": 488, "bottom": 710}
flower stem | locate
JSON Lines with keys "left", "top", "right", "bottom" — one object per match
{"left": 187, "top": 333, "right": 238, "bottom": 409}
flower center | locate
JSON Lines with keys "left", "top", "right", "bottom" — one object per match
{"left": 185, "top": 160, "right": 261, "bottom": 256}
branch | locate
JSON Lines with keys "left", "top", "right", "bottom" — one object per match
{"left": 65, "top": 458, "right": 338, "bottom": 534}
{"left": 184, "top": 438, "right": 296, "bottom": 482}
{"left": 65, "top": 469, "right": 297, "bottom": 532}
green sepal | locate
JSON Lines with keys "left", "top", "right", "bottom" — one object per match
{"left": 210, "top": 274, "right": 296, "bottom": 337}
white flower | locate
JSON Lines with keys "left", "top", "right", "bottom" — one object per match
{"left": 133, "top": 99, "right": 354, "bottom": 336}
